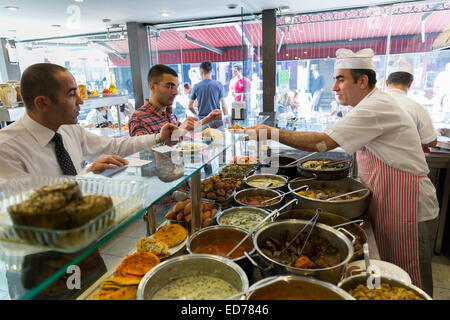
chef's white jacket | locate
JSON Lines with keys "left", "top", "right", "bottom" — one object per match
{"left": 387, "top": 88, "right": 437, "bottom": 145}
{"left": 325, "top": 89, "right": 439, "bottom": 222}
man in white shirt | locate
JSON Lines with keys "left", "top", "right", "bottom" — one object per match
{"left": 0, "top": 63, "right": 179, "bottom": 181}
{"left": 245, "top": 48, "right": 439, "bottom": 296}
{"left": 386, "top": 58, "right": 437, "bottom": 149}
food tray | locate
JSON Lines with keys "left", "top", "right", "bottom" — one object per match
{"left": 0, "top": 175, "right": 147, "bottom": 252}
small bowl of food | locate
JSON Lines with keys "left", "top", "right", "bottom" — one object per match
{"left": 217, "top": 206, "right": 270, "bottom": 231}
{"left": 338, "top": 274, "right": 432, "bottom": 300}
{"left": 234, "top": 188, "right": 284, "bottom": 212}
{"left": 298, "top": 158, "right": 350, "bottom": 180}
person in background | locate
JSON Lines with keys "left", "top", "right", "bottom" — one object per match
{"left": 386, "top": 57, "right": 437, "bottom": 151}
{"left": 0, "top": 63, "right": 179, "bottom": 182}
{"left": 128, "top": 64, "right": 222, "bottom": 137}
{"left": 244, "top": 48, "right": 439, "bottom": 296}
{"left": 188, "top": 60, "right": 228, "bottom": 120}
{"left": 85, "top": 105, "right": 115, "bottom": 127}
{"left": 233, "top": 64, "right": 251, "bottom": 103}
{"left": 310, "top": 69, "right": 325, "bottom": 111}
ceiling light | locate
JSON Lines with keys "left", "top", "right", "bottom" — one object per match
{"left": 5, "top": 6, "right": 19, "bottom": 11}
{"left": 286, "top": 53, "right": 289, "bottom": 56}
{"left": 347, "top": 27, "right": 353, "bottom": 30}
{"left": 304, "top": 51, "right": 308, "bottom": 54}
{"left": 51, "top": 24, "right": 61, "bottom": 27}
{"left": 279, "top": 6, "right": 290, "bottom": 12}
{"left": 349, "top": 38, "right": 353, "bottom": 42}
{"left": 227, "top": 4, "right": 238, "bottom": 9}
{"left": 160, "top": 11, "right": 169, "bottom": 17}
{"left": 74, "top": 0, "right": 84, "bottom": 2}
{"left": 8, "top": 29, "right": 16, "bottom": 32}
{"left": 299, "top": 30, "right": 303, "bottom": 33}
{"left": 102, "top": 18, "right": 111, "bottom": 23}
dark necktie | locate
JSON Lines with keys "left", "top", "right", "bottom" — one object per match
{"left": 52, "top": 133, "right": 77, "bottom": 176}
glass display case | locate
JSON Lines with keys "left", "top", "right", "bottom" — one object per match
{"left": 0, "top": 117, "right": 269, "bottom": 300}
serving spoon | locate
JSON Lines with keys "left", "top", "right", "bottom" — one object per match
{"left": 325, "top": 188, "right": 368, "bottom": 201}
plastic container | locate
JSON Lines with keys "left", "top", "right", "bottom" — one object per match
{"left": 0, "top": 175, "right": 147, "bottom": 252}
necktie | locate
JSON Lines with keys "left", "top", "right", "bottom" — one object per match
{"left": 51, "top": 133, "right": 77, "bottom": 176}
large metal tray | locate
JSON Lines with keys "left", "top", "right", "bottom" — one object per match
{"left": 0, "top": 175, "right": 147, "bottom": 252}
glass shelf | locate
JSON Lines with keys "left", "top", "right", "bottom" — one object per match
{"left": 0, "top": 118, "right": 274, "bottom": 300}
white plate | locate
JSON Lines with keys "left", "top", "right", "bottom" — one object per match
{"left": 176, "top": 142, "right": 207, "bottom": 153}
{"left": 345, "top": 259, "right": 412, "bottom": 284}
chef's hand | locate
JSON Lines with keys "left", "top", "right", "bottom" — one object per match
{"left": 244, "top": 125, "right": 276, "bottom": 140}
{"left": 160, "top": 123, "right": 180, "bottom": 143}
{"left": 202, "top": 109, "right": 222, "bottom": 124}
{"left": 87, "top": 155, "right": 129, "bottom": 174}
{"left": 180, "top": 117, "right": 199, "bottom": 131}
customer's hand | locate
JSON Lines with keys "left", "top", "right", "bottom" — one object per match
{"left": 160, "top": 123, "right": 181, "bottom": 143}
{"left": 86, "top": 155, "right": 129, "bottom": 174}
{"left": 203, "top": 109, "right": 222, "bottom": 124}
{"left": 180, "top": 117, "right": 199, "bottom": 131}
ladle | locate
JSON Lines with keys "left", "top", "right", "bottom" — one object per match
{"left": 285, "top": 152, "right": 318, "bottom": 167}
{"left": 325, "top": 189, "right": 368, "bottom": 201}
{"left": 260, "top": 184, "right": 309, "bottom": 205}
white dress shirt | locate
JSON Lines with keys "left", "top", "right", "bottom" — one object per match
{"left": 325, "top": 89, "right": 438, "bottom": 222}
{"left": 387, "top": 88, "right": 437, "bottom": 145}
{"left": 0, "top": 113, "right": 160, "bottom": 182}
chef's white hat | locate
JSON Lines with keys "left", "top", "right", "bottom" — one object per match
{"left": 334, "top": 48, "right": 374, "bottom": 70}
{"left": 389, "top": 57, "right": 413, "bottom": 76}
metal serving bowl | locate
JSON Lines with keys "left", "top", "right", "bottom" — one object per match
{"left": 234, "top": 188, "right": 284, "bottom": 212}
{"left": 274, "top": 209, "right": 367, "bottom": 261}
{"left": 252, "top": 220, "right": 354, "bottom": 284}
{"left": 274, "top": 155, "right": 300, "bottom": 180}
{"left": 243, "top": 173, "right": 289, "bottom": 191}
{"left": 338, "top": 274, "right": 432, "bottom": 300}
{"left": 136, "top": 254, "right": 249, "bottom": 300}
{"left": 288, "top": 177, "right": 370, "bottom": 220}
{"left": 217, "top": 206, "right": 270, "bottom": 231}
{"left": 298, "top": 158, "right": 350, "bottom": 180}
{"left": 246, "top": 275, "right": 355, "bottom": 300}
{"left": 186, "top": 225, "right": 255, "bottom": 275}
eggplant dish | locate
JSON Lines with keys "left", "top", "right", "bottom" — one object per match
{"left": 260, "top": 232, "right": 341, "bottom": 269}
{"left": 301, "top": 160, "right": 346, "bottom": 171}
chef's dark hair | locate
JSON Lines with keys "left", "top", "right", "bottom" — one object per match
{"left": 233, "top": 64, "right": 242, "bottom": 71}
{"left": 387, "top": 72, "right": 414, "bottom": 86}
{"left": 147, "top": 64, "right": 178, "bottom": 84}
{"left": 20, "top": 63, "right": 67, "bottom": 110}
{"left": 200, "top": 60, "right": 212, "bottom": 73}
{"left": 350, "top": 69, "right": 377, "bottom": 89}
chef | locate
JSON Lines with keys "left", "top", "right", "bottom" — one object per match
{"left": 386, "top": 57, "right": 437, "bottom": 151}
{"left": 245, "top": 48, "right": 439, "bottom": 296}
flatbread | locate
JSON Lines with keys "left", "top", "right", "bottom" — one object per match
{"left": 154, "top": 224, "right": 188, "bottom": 248}
{"left": 114, "top": 252, "right": 160, "bottom": 279}
{"left": 137, "top": 237, "right": 169, "bottom": 257}
{"left": 94, "top": 286, "right": 137, "bottom": 300}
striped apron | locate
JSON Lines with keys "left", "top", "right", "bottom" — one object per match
{"left": 356, "top": 147, "right": 423, "bottom": 288}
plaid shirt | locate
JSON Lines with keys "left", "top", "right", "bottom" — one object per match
{"left": 128, "top": 102, "right": 181, "bottom": 136}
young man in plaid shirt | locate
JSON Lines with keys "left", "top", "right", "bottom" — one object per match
{"left": 128, "top": 64, "right": 222, "bottom": 137}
